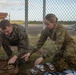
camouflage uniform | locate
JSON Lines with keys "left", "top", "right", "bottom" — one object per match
{"left": 0, "top": 24, "right": 29, "bottom": 58}
{"left": 30, "top": 24, "right": 76, "bottom": 71}
{"left": 0, "top": 24, "right": 29, "bottom": 75}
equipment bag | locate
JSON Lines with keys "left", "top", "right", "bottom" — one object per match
{"left": 0, "top": 59, "right": 19, "bottom": 75}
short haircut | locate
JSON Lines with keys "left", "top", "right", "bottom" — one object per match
{"left": 44, "top": 13, "right": 58, "bottom": 23}
{"left": 0, "top": 19, "right": 10, "bottom": 30}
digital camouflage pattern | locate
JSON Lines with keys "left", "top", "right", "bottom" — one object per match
{"left": 0, "top": 24, "right": 29, "bottom": 58}
{"left": 30, "top": 24, "right": 76, "bottom": 71}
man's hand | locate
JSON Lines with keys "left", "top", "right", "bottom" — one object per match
{"left": 8, "top": 55, "right": 18, "bottom": 64}
{"left": 34, "top": 57, "right": 44, "bottom": 66}
{"left": 21, "top": 52, "right": 31, "bottom": 61}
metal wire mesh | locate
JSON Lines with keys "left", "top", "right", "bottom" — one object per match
{"left": 28, "top": 0, "right": 43, "bottom": 21}
{"left": 46, "top": 0, "right": 76, "bottom": 21}
{"left": 0, "top": 0, "right": 76, "bottom": 35}
{"left": 28, "top": 0, "right": 76, "bottom": 35}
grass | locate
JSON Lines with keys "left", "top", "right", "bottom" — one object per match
{"left": 0, "top": 34, "right": 76, "bottom": 60}
{"left": 0, "top": 34, "right": 76, "bottom": 74}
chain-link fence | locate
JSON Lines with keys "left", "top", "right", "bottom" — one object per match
{"left": 46, "top": 0, "right": 76, "bottom": 21}
{"left": 0, "top": 0, "right": 76, "bottom": 35}
{"left": 27, "top": 0, "right": 76, "bottom": 35}
{"left": 28, "top": 0, "right": 43, "bottom": 35}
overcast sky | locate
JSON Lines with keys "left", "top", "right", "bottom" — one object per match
{"left": 0, "top": 0, "right": 76, "bottom": 21}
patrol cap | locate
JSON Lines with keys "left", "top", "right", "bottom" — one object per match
{"left": 44, "top": 13, "right": 58, "bottom": 23}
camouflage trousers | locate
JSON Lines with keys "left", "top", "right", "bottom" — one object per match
{"left": 52, "top": 42, "right": 76, "bottom": 71}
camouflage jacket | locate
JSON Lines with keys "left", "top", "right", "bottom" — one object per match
{"left": 30, "top": 24, "right": 74, "bottom": 58}
{"left": 0, "top": 24, "right": 29, "bottom": 57}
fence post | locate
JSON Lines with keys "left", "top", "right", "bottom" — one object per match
{"left": 43, "top": 0, "right": 46, "bottom": 28}
{"left": 43, "top": 0, "right": 46, "bottom": 20}
{"left": 25, "top": 0, "right": 28, "bottom": 33}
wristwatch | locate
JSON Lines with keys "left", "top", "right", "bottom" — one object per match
{"left": 42, "top": 54, "right": 45, "bottom": 59}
